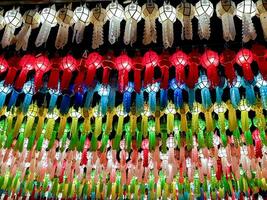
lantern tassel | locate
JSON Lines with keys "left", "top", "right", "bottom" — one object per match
{"left": 47, "top": 69, "right": 60, "bottom": 89}
{"left": 134, "top": 69, "right": 142, "bottom": 93}
{"left": 84, "top": 88, "right": 94, "bottom": 109}
{"left": 48, "top": 93, "right": 59, "bottom": 112}
{"left": 5, "top": 68, "right": 18, "bottom": 86}
{"left": 201, "top": 88, "right": 212, "bottom": 109}
{"left": 123, "top": 92, "right": 131, "bottom": 113}
{"left": 230, "top": 87, "right": 240, "bottom": 108}
{"left": 148, "top": 92, "right": 156, "bottom": 113}
{"left": 7, "top": 90, "right": 20, "bottom": 110}
{"left": 22, "top": 94, "right": 33, "bottom": 114}
{"left": 85, "top": 67, "right": 97, "bottom": 87}
{"left": 60, "top": 71, "right": 72, "bottom": 91}
{"left": 242, "top": 63, "right": 254, "bottom": 81}
{"left": 15, "top": 69, "right": 29, "bottom": 90}
{"left": 144, "top": 66, "right": 154, "bottom": 87}
{"left": 59, "top": 94, "right": 71, "bottom": 115}
{"left": 174, "top": 88, "right": 183, "bottom": 109}
{"left": 160, "top": 89, "right": 168, "bottom": 109}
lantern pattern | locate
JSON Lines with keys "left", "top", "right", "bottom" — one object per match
{"left": 34, "top": 55, "right": 50, "bottom": 91}
{"left": 158, "top": 2, "right": 176, "bottom": 48}
{"left": 35, "top": 5, "right": 57, "bottom": 47}
{"left": 236, "top": 48, "right": 254, "bottom": 81}
{"left": 170, "top": 50, "right": 188, "bottom": 84}
{"left": 236, "top": 0, "right": 257, "bottom": 42}
{"left": 216, "top": 0, "right": 236, "bottom": 41}
{"left": 60, "top": 55, "right": 78, "bottom": 90}
{"left": 124, "top": 2, "right": 142, "bottom": 46}
{"left": 85, "top": 52, "right": 103, "bottom": 87}
{"left": 142, "top": 50, "right": 159, "bottom": 87}
{"left": 115, "top": 54, "right": 132, "bottom": 92}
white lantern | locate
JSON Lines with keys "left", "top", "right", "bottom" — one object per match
{"left": 73, "top": 4, "right": 90, "bottom": 44}
{"left": 90, "top": 6, "right": 107, "bottom": 49}
{"left": 106, "top": 1, "right": 124, "bottom": 44}
{"left": 142, "top": 1, "right": 159, "bottom": 45}
{"left": 177, "top": 2, "right": 195, "bottom": 40}
{"left": 195, "top": 0, "right": 214, "bottom": 40}
{"left": 55, "top": 4, "right": 74, "bottom": 49}
{"left": 236, "top": 0, "right": 257, "bottom": 42}
{"left": 2, "top": 8, "right": 22, "bottom": 48}
{"left": 16, "top": 9, "right": 40, "bottom": 51}
{"left": 216, "top": 0, "right": 236, "bottom": 41}
{"left": 158, "top": 2, "right": 176, "bottom": 48}
{"left": 35, "top": 5, "right": 57, "bottom": 47}
{"left": 124, "top": 2, "right": 142, "bottom": 45}
{"left": 256, "top": 0, "right": 267, "bottom": 40}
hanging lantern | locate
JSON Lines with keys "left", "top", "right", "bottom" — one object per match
{"left": 184, "top": 50, "right": 200, "bottom": 88}
{"left": 55, "top": 4, "right": 74, "bottom": 49}
{"left": 115, "top": 54, "right": 132, "bottom": 92}
{"left": 123, "top": 82, "right": 134, "bottom": 113}
{"left": 200, "top": 49, "right": 220, "bottom": 87}
{"left": 0, "top": 81, "right": 11, "bottom": 109}
{"left": 239, "top": 99, "right": 251, "bottom": 132}
{"left": 195, "top": 0, "right": 214, "bottom": 40}
{"left": 0, "top": 10, "right": 5, "bottom": 30}
{"left": 165, "top": 102, "right": 176, "bottom": 134}
{"left": 0, "top": 56, "right": 8, "bottom": 75}
{"left": 236, "top": 48, "right": 254, "bottom": 81}
{"left": 236, "top": 0, "right": 257, "bottom": 42}
{"left": 229, "top": 76, "right": 242, "bottom": 108}
{"left": 170, "top": 79, "right": 184, "bottom": 108}
{"left": 84, "top": 52, "right": 103, "bottom": 87}
{"left": 158, "top": 2, "right": 176, "bottom": 48}
{"left": 170, "top": 50, "right": 188, "bottom": 84}
{"left": 219, "top": 49, "right": 236, "bottom": 84}
{"left": 106, "top": 1, "right": 124, "bottom": 44}
{"left": 14, "top": 55, "right": 36, "bottom": 90}
{"left": 214, "top": 103, "right": 227, "bottom": 133}
{"left": 35, "top": 55, "right": 51, "bottom": 91}
{"left": 216, "top": 0, "right": 236, "bottom": 41}
{"left": 90, "top": 5, "right": 106, "bottom": 49}
{"left": 15, "top": 9, "right": 40, "bottom": 51}
{"left": 48, "top": 84, "right": 61, "bottom": 112}
{"left": 133, "top": 55, "right": 144, "bottom": 93}
{"left": 142, "top": 1, "right": 159, "bottom": 45}
{"left": 158, "top": 53, "right": 171, "bottom": 89}
{"left": 97, "top": 84, "right": 110, "bottom": 115}
{"left": 73, "top": 4, "right": 90, "bottom": 44}
{"left": 142, "top": 50, "right": 159, "bottom": 87}
{"left": 142, "top": 139, "right": 149, "bottom": 167}
{"left": 252, "top": 44, "right": 267, "bottom": 80}
{"left": 5, "top": 56, "right": 20, "bottom": 86}
{"left": 145, "top": 82, "right": 160, "bottom": 113}
{"left": 176, "top": 1, "right": 195, "bottom": 40}
{"left": 60, "top": 55, "right": 78, "bottom": 90}
{"left": 102, "top": 53, "right": 115, "bottom": 85}
{"left": 197, "top": 75, "right": 212, "bottom": 109}
{"left": 256, "top": 0, "right": 267, "bottom": 41}
{"left": 35, "top": 5, "right": 57, "bottom": 47}
{"left": 255, "top": 74, "right": 267, "bottom": 109}
{"left": 124, "top": 2, "right": 142, "bottom": 45}
{"left": 22, "top": 80, "right": 34, "bottom": 113}
{"left": 2, "top": 8, "right": 22, "bottom": 48}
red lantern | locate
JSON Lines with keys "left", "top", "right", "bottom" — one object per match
{"left": 142, "top": 139, "right": 149, "bottom": 167}
{"left": 14, "top": 55, "right": 36, "bottom": 90}
{"left": 219, "top": 49, "right": 236, "bottom": 85}
{"left": 0, "top": 56, "right": 8, "bottom": 74}
{"left": 102, "top": 52, "right": 115, "bottom": 85}
{"left": 252, "top": 44, "right": 267, "bottom": 80}
{"left": 170, "top": 50, "right": 188, "bottom": 84}
{"left": 133, "top": 55, "right": 144, "bottom": 93}
{"left": 142, "top": 50, "right": 159, "bottom": 87}
{"left": 5, "top": 56, "right": 21, "bottom": 86}
{"left": 60, "top": 55, "right": 78, "bottom": 90}
{"left": 47, "top": 57, "right": 61, "bottom": 90}
{"left": 35, "top": 55, "right": 51, "bottom": 91}
{"left": 85, "top": 52, "right": 103, "bottom": 87}
{"left": 184, "top": 50, "right": 200, "bottom": 88}
{"left": 115, "top": 53, "right": 132, "bottom": 92}
{"left": 159, "top": 52, "right": 171, "bottom": 89}
{"left": 236, "top": 49, "right": 254, "bottom": 81}
{"left": 201, "top": 49, "right": 220, "bottom": 87}
{"left": 252, "top": 129, "right": 262, "bottom": 159}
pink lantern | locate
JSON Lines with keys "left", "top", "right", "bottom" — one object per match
{"left": 60, "top": 55, "right": 78, "bottom": 90}
{"left": 142, "top": 50, "right": 159, "bottom": 87}
{"left": 142, "top": 139, "right": 149, "bottom": 167}
{"left": 170, "top": 50, "right": 188, "bottom": 84}
{"left": 236, "top": 49, "right": 254, "bottom": 81}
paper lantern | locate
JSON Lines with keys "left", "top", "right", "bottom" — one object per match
{"left": 55, "top": 4, "right": 74, "bottom": 49}
{"left": 239, "top": 99, "right": 251, "bottom": 132}
{"left": 102, "top": 53, "right": 115, "bottom": 85}
{"left": 0, "top": 81, "right": 11, "bottom": 109}
{"left": 22, "top": 81, "right": 34, "bottom": 113}
{"left": 236, "top": 49, "right": 254, "bottom": 81}
{"left": 142, "top": 2, "right": 159, "bottom": 45}
{"left": 35, "top": 5, "right": 57, "bottom": 47}
{"left": 85, "top": 52, "right": 103, "bottom": 87}
{"left": 170, "top": 50, "right": 188, "bottom": 84}
{"left": 123, "top": 82, "right": 134, "bottom": 113}
{"left": 106, "top": 1, "right": 124, "bottom": 44}
{"left": 219, "top": 49, "right": 236, "bottom": 84}
{"left": 14, "top": 55, "right": 36, "bottom": 90}
{"left": 145, "top": 82, "right": 160, "bottom": 112}
{"left": 252, "top": 44, "right": 267, "bottom": 80}
{"left": 90, "top": 6, "right": 106, "bottom": 49}
{"left": 195, "top": 0, "right": 214, "bottom": 40}
{"left": 201, "top": 50, "right": 220, "bottom": 87}
{"left": 176, "top": 1, "right": 195, "bottom": 40}
{"left": 60, "top": 55, "right": 78, "bottom": 90}
{"left": 133, "top": 56, "right": 144, "bottom": 93}
{"left": 216, "top": 0, "right": 236, "bottom": 41}
{"left": 255, "top": 74, "right": 267, "bottom": 109}
{"left": 124, "top": 2, "right": 142, "bottom": 45}
{"left": 2, "top": 8, "right": 22, "bottom": 48}
{"left": 158, "top": 2, "right": 176, "bottom": 48}
{"left": 236, "top": 0, "right": 257, "bottom": 42}
{"left": 197, "top": 75, "right": 211, "bottom": 109}
{"left": 0, "top": 10, "right": 5, "bottom": 30}
{"left": 5, "top": 56, "right": 21, "bottom": 86}
{"left": 35, "top": 55, "right": 50, "bottom": 91}
{"left": 142, "top": 50, "right": 159, "bottom": 87}
{"left": 73, "top": 4, "right": 90, "bottom": 44}
{"left": 170, "top": 79, "right": 184, "bottom": 108}
{"left": 115, "top": 54, "right": 132, "bottom": 92}
{"left": 98, "top": 84, "right": 110, "bottom": 115}
{"left": 184, "top": 50, "right": 200, "bottom": 88}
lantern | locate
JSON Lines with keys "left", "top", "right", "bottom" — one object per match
{"left": 60, "top": 55, "right": 78, "bottom": 90}
{"left": 0, "top": 10, "right": 5, "bottom": 30}
{"left": 102, "top": 53, "right": 115, "bottom": 85}
{"left": 106, "top": 1, "right": 124, "bottom": 44}
{"left": 84, "top": 52, "right": 103, "bottom": 87}
{"left": 197, "top": 75, "right": 212, "bottom": 109}
{"left": 159, "top": 53, "right": 171, "bottom": 89}
{"left": 124, "top": 2, "right": 142, "bottom": 45}
{"left": 216, "top": 0, "right": 236, "bottom": 41}
{"left": 191, "top": 103, "right": 201, "bottom": 133}
{"left": 5, "top": 56, "right": 20, "bottom": 86}
{"left": 90, "top": 6, "right": 106, "bottom": 49}
{"left": 35, "top": 55, "right": 50, "bottom": 91}
{"left": 239, "top": 99, "right": 251, "bottom": 132}
{"left": 142, "top": 50, "right": 159, "bottom": 87}
{"left": 15, "top": 9, "right": 40, "bottom": 51}
{"left": 195, "top": 0, "right": 214, "bottom": 40}
{"left": 142, "top": 1, "right": 159, "bottom": 45}
{"left": 142, "top": 139, "right": 149, "bottom": 167}
{"left": 0, "top": 56, "right": 8, "bottom": 74}
{"left": 184, "top": 50, "right": 200, "bottom": 88}
{"left": 200, "top": 49, "right": 220, "bottom": 87}
{"left": 22, "top": 80, "right": 34, "bottom": 113}
{"left": 2, "top": 8, "right": 22, "bottom": 48}
{"left": 70, "top": 108, "right": 81, "bottom": 137}
{"left": 35, "top": 5, "right": 57, "bottom": 47}
{"left": 158, "top": 2, "right": 176, "bottom": 48}
{"left": 236, "top": 0, "right": 257, "bottom": 42}
{"left": 73, "top": 4, "right": 90, "bottom": 44}
{"left": 14, "top": 55, "right": 36, "bottom": 90}
{"left": 255, "top": 74, "right": 267, "bottom": 109}
{"left": 55, "top": 4, "right": 74, "bottom": 49}
{"left": 170, "top": 50, "right": 188, "bottom": 84}
{"left": 170, "top": 79, "right": 184, "bottom": 108}
{"left": 145, "top": 82, "right": 160, "bottom": 113}
{"left": 48, "top": 84, "right": 61, "bottom": 112}
{"left": 176, "top": 1, "right": 195, "bottom": 40}
{"left": 252, "top": 44, "right": 267, "bottom": 80}
{"left": 123, "top": 82, "right": 134, "bottom": 113}
{"left": 165, "top": 102, "right": 176, "bottom": 134}
{"left": 115, "top": 54, "right": 132, "bottom": 92}
{"left": 219, "top": 49, "right": 236, "bottom": 84}
{"left": 214, "top": 103, "right": 227, "bottom": 133}
{"left": 0, "top": 81, "right": 11, "bottom": 109}
{"left": 236, "top": 48, "right": 254, "bottom": 81}
{"left": 24, "top": 104, "right": 38, "bottom": 137}
{"left": 141, "top": 104, "right": 151, "bottom": 138}
{"left": 132, "top": 55, "right": 144, "bottom": 93}
{"left": 256, "top": 0, "right": 267, "bottom": 41}
{"left": 97, "top": 84, "right": 110, "bottom": 115}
